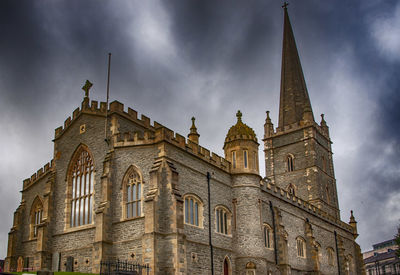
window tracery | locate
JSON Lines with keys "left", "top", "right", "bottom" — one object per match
{"left": 68, "top": 146, "right": 94, "bottom": 227}
{"left": 124, "top": 166, "right": 142, "bottom": 219}
{"left": 30, "top": 197, "right": 43, "bottom": 239}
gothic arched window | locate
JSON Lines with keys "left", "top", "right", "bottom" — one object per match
{"left": 123, "top": 166, "right": 142, "bottom": 219}
{"left": 263, "top": 224, "right": 274, "bottom": 249}
{"left": 287, "top": 155, "right": 294, "bottom": 172}
{"left": 296, "top": 237, "right": 306, "bottom": 258}
{"left": 68, "top": 146, "right": 94, "bottom": 227}
{"left": 30, "top": 197, "right": 43, "bottom": 239}
{"left": 215, "top": 206, "right": 231, "bottom": 235}
{"left": 184, "top": 194, "right": 203, "bottom": 227}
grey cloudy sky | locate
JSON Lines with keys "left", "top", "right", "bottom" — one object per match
{"left": 1, "top": 0, "right": 400, "bottom": 258}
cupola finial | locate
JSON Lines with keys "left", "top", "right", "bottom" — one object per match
{"left": 236, "top": 110, "right": 243, "bottom": 122}
{"left": 188, "top": 116, "right": 200, "bottom": 144}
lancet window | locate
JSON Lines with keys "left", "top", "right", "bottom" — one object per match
{"left": 296, "top": 237, "right": 306, "bottom": 258}
{"left": 287, "top": 155, "right": 294, "bottom": 172}
{"left": 263, "top": 224, "right": 274, "bottom": 249}
{"left": 30, "top": 197, "right": 43, "bottom": 239}
{"left": 232, "top": 151, "right": 236, "bottom": 168}
{"left": 184, "top": 195, "right": 202, "bottom": 227}
{"left": 244, "top": 150, "right": 248, "bottom": 168}
{"left": 216, "top": 206, "right": 231, "bottom": 235}
{"left": 69, "top": 147, "right": 94, "bottom": 227}
{"left": 327, "top": 247, "right": 335, "bottom": 266}
{"left": 124, "top": 167, "right": 142, "bottom": 219}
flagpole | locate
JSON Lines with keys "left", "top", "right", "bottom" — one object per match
{"left": 105, "top": 53, "right": 111, "bottom": 144}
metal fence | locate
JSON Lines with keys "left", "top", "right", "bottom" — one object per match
{"left": 100, "top": 260, "right": 150, "bottom": 275}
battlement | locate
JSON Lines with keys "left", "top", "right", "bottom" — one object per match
{"left": 54, "top": 99, "right": 163, "bottom": 140}
{"left": 114, "top": 126, "right": 230, "bottom": 172}
{"left": 23, "top": 160, "right": 54, "bottom": 190}
{"left": 260, "top": 179, "right": 353, "bottom": 233}
{"left": 54, "top": 99, "right": 230, "bottom": 172}
{"left": 267, "top": 120, "right": 330, "bottom": 140}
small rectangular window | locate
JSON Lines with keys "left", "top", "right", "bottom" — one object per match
{"left": 232, "top": 151, "right": 236, "bottom": 168}
{"left": 244, "top": 150, "right": 248, "bottom": 168}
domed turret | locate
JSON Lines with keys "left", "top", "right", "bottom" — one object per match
{"left": 224, "top": 111, "right": 259, "bottom": 174}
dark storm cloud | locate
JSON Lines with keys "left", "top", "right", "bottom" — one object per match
{"left": 1, "top": 0, "right": 399, "bottom": 259}
{"left": 162, "top": 1, "right": 280, "bottom": 75}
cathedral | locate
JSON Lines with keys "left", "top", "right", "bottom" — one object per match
{"left": 5, "top": 6, "right": 365, "bottom": 275}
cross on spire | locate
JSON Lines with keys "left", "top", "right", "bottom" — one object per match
{"left": 282, "top": 2, "right": 289, "bottom": 9}
{"left": 82, "top": 80, "right": 93, "bottom": 98}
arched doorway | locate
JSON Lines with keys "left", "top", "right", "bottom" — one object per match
{"left": 17, "top": 256, "right": 24, "bottom": 272}
{"left": 223, "top": 258, "right": 229, "bottom": 275}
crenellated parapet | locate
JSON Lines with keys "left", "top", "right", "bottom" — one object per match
{"left": 54, "top": 100, "right": 159, "bottom": 140}
{"left": 54, "top": 99, "right": 230, "bottom": 172}
{"left": 114, "top": 125, "right": 230, "bottom": 172}
{"left": 22, "top": 160, "right": 54, "bottom": 191}
{"left": 260, "top": 179, "right": 353, "bottom": 233}
{"left": 265, "top": 120, "right": 331, "bottom": 141}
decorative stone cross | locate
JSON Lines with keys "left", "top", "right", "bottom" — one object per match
{"left": 236, "top": 110, "right": 242, "bottom": 122}
{"left": 282, "top": 2, "right": 289, "bottom": 9}
{"left": 82, "top": 80, "right": 93, "bottom": 98}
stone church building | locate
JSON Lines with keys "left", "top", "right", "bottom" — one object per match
{"left": 5, "top": 7, "right": 365, "bottom": 275}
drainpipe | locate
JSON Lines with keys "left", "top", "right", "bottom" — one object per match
{"left": 334, "top": 231, "right": 341, "bottom": 275}
{"left": 207, "top": 172, "right": 214, "bottom": 275}
{"left": 269, "top": 201, "right": 278, "bottom": 265}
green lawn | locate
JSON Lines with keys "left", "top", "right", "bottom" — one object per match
{"left": 12, "top": 272, "right": 97, "bottom": 275}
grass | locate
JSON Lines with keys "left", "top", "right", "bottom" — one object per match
{"left": 12, "top": 272, "right": 97, "bottom": 275}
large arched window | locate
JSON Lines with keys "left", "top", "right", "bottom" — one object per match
{"left": 215, "top": 206, "right": 231, "bottom": 235}
{"left": 296, "top": 237, "right": 306, "bottom": 258}
{"left": 184, "top": 194, "right": 203, "bottom": 227}
{"left": 30, "top": 197, "right": 43, "bottom": 239}
{"left": 123, "top": 166, "right": 143, "bottom": 219}
{"left": 263, "top": 223, "right": 274, "bottom": 249}
{"left": 68, "top": 146, "right": 94, "bottom": 227}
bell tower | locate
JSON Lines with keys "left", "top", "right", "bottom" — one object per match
{"left": 264, "top": 5, "right": 340, "bottom": 219}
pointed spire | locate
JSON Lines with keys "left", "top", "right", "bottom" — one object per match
{"left": 278, "top": 4, "right": 314, "bottom": 130}
{"left": 188, "top": 117, "right": 200, "bottom": 144}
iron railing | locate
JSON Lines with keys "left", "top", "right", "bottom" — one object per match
{"left": 100, "top": 260, "right": 150, "bottom": 275}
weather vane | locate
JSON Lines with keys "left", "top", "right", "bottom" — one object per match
{"left": 282, "top": 2, "right": 289, "bottom": 9}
